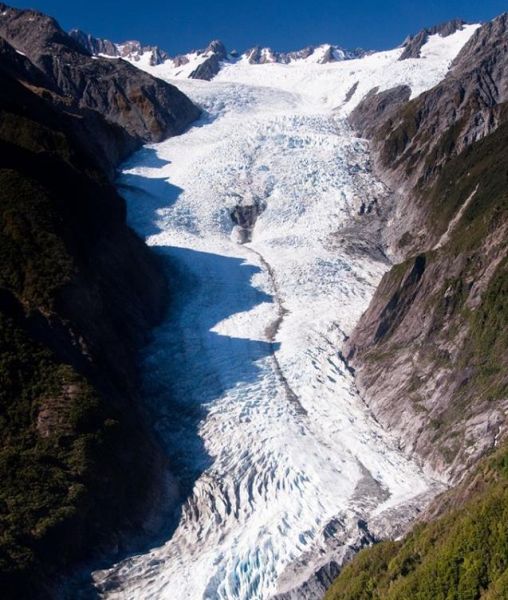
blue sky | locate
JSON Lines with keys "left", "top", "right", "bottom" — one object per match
{"left": 7, "top": 0, "right": 508, "bottom": 54}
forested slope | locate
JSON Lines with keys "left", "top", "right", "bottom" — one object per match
{"left": 0, "top": 7, "right": 199, "bottom": 597}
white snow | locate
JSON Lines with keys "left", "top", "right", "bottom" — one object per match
{"left": 97, "top": 52, "right": 120, "bottom": 60}
{"left": 119, "top": 49, "right": 216, "bottom": 78}
{"left": 93, "top": 25, "right": 478, "bottom": 600}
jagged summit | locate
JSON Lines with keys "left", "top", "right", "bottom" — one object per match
{"left": 68, "top": 31, "right": 233, "bottom": 79}
{"left": 65, "top": 26, "right": 365, "bottom": 81}
{"left": 205, "top": 39, "right": 228, "bottom": 57}
{"left": 186, "top": 39, "right": 231, "bottom": 80}
{"left": 0, "top": 2, "right": 90, "bottom": 56}
{"left": 69, "top": 28, "right": 170, "bottom": 65}
{"left": 244, "top": 43, "right": 364, "bottom": 65}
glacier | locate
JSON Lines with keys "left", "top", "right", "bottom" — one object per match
{"left": 93, "top": 26, "right": 479, "bottom": 600}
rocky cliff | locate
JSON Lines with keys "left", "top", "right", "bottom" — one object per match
{"left": 188, "top": 39, "right": 228, "bottom": 80}
{"left": 0, "top": 5, "right": 199, "bottom": 598}
{"left": 345, "top": 13, "right": 508, "bottom": 481}
{"left": 324, "top": 13, "right": 508, "bottom": 600}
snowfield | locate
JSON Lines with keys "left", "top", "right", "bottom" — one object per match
{"left": 94, "top": 26, "right": 478, "bottom": 600}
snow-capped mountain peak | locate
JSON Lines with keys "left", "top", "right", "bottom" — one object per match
{"left": 68, "top": 28, "right": 366, "bottom": 80}
{"left": 205, "top": 39, "right": 228, "bottom": 57}
{"left": 243, "top": 43, "right": 364, "bottom": 65}
{"left": 69, "top": 18, "right": 476, "bottom": 90}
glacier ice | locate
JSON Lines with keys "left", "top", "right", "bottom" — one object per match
{"left": 93, "top": 25, "right": 479, "bottom": 600}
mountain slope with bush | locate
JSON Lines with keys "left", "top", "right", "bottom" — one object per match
{"left": 326, "top": 14, "right": 508, "bottom": 600}
{"left": 0, "top": 6, "right": 199, "bottom": 597}
{"left": 325, "top": 440, "right": 508, "bottom": 600}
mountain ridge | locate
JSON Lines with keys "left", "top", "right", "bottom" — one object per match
{"left": 67, "top": 17, "right": 473, "bottom": 82}
{"left": 344, "top": 12, "right": 508, "bottom": 481}
{"left": 69, "top": 28, "right": 368, "bottom": 80}
{"left": 0, "top": 2, "right": 200, "bottom": 173}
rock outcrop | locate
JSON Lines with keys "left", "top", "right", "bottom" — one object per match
{"left": 230, "top": 199, "right": 266, "bottom": 243}
{"left": 349, "top": 85, "right": 411, "bottom": 140}
{"left": 69, "top": 28, "right": 118, "bottom": 57}
{"left": 189, "top": 39, "right": 228, "bottom": 80}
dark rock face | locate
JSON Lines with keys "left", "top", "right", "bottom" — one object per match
{"left": 246, "top": 45, "right": 264, "bottom": 64}
{"left": 319, "top": 46, "right": 336, "bottom": 64}
{"left": 351, "top": 14, "right": 508, "bottom": 254}
{"left": 400, "top": 18, "right": 466, "bottom": 60}
{"left": 0, "top": 35, "right": 136, "bottom": 177}
{"left": 0, "top": 3, "right": 200, "bottom": 168}
{"left": 345, "top": 15, "right": 508, "bottom": 481}
{"left": 349, "top": 85, "right": 411, "bottom": 139}
{"left": 205, "top": 39, "right": 228, "bottom": 59}
{"left": 230, "top": 201, "right": 266, "bottom": 243}
{"left": 189, "top": 39, "right": 229, "bottom": 80}
{"left": 150, "top": 45, "right": 170, "bottom": 66}
{"left": 190, "top": 52, "right": 222, "bottom": 80}
{"left": 372, "top": 254, "right": 426, "bottom": 343}
{"left": 318, "top": 45, "right": 354, "bottom": 64}
{"left": 0, "top": 4, "right": 199, "bottom": 597}
{"left": 0, "top": 34, "right": 53, "bottom": 88}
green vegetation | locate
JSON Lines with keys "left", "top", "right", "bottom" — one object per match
{"left": 325, "top": 445, "right": 508, "bottom": 600}
{"left": 424, "top": 120, "right": 508, "bottom": 417}
{"left": 465, "top": 258, "right": 508, "bottom": 402}
{"left": 0, "top": 170, "right": 74, "bottom": 309}
{"left": 424, "top": 111, "right": 508, "bottom": 248}
{"left": 0, "top": 312, "right": 115, "bottom": 586}
{"left": 0, "top": 162, "right": 149, "bottom": 597}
